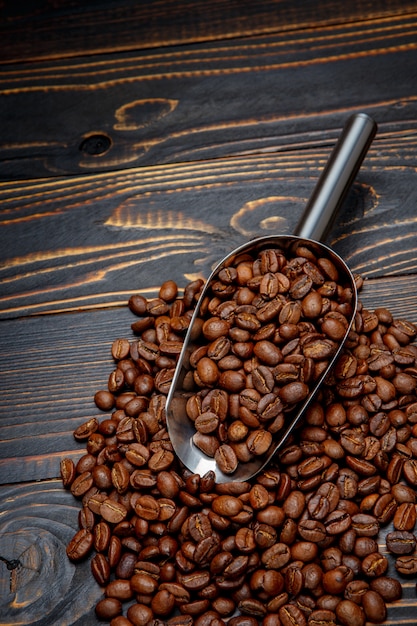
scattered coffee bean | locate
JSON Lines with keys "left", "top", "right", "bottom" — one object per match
{"left": 62, "top": 274, "right": 417, "bottom": 624}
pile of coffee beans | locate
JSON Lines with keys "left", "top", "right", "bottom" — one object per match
{"left": 62, "top": 265, "right": 417, "bottom": 626}
{"left": 180, "top": 245, "right": 355, "bottom": 474}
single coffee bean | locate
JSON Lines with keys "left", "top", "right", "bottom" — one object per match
{"left": 369, "top": 576, "right": 402, "bottom": 602}
{"left": 393, "top": 501, "right": 417, "bottom": 531}
{"left": 278, "top": 603, "right": 306, "bottom": 626}
{"left": 66, "top": 528, "right": 93, "bottom": 562}
{"left": 215, "top": 444, "right": 238, "bottom": 474}
{"left": 335, "top": 599, "right": 365, "bottom": 626}
{"left": 387, "top": 529, "right": 417, "bottom": 555}
{"left": 212, "top": 495, "right": 243, "bottom": 517}
{"left": 395, "top": 554, "right": 417, "bottom": 575}
{"left": 100, "top": 499, "right": 128, "bottom": 524}
{"left": 261, "top": 543, "right": 291, "bottom": 569}
{"left": 308, "top": 609, "right": 336, "bottom": 626}
{"left": 95, "top": 597, "right": 123, "bottom": 621}
{"left": 361, "top": 552, "right": 388, "bottom": 577}
{"left": 91, "top": 552, "right": 111, "bottom": 586}
{"left": 362, "top": 589, "right": 387, "bottom": 623}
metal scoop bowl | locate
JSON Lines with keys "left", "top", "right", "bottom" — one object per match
{"left": 166, "top": 113, "right": 377, "bottom": 483}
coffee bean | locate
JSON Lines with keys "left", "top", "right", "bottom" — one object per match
{"left": 335, "top": 599, "right": 365, "bottom": 626}
{"left": 395, "top": 554, "right": 417, "bottom": 575}
{"left": 215, "top": 444, "right": 238, "bottom": 474}
{"left": 370, "top": 575, "right": 402, "bottom": 602}
{"left": 361, "top": 552, "right": 388, "bottom": 577}
{"left": 212, "top": 495, "right": 243, "bottom": 517}
{"left": 261, "top": 543, "right": 291, "bottom": 569}
{"left": 95, "top": 597, "right": 123, "bottom": 621}
{"left": 66, "top": 528, "right": 93, "bottom": 562}
{"left": 393, "top": 501, "right": 417, "bottom": 531}
{"left": 308, "top": 609, "right": 336, "bottom": 626}
{"left": 278, "top": 603, "right": 306, "bottom": 626}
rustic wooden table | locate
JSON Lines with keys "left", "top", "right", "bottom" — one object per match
{"left": 1, "top": 2, "right": 417, "bottom": 624}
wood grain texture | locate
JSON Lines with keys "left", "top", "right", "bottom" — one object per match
{"left": 1, "top": 140, "right": 417, "bottom": 317}
{"left": 1, "top": 11, "right": 417, "bottom": 180}
{"left": 0, "top": 480, "right": 101, "bottom": 625}
{"left": 1, "top": 0, "right": 416, "bottom": 63}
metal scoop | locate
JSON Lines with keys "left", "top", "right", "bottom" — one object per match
{"left": 166, "top": 113, "right": 377, "bottom": 483}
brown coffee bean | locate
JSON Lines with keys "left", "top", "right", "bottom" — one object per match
{"left": 279, "top": 603, "right": 306, "bottom": 626}
{"left": 370, "top": 576, "right": 402, "bottom": 602}
{"left": 60, "top": 457, "right": 76, "bottom": 488}
{"left": 95, "top": 597, "right": 123, "bottom": 621}
{"left": 66, "top": 528, "right": 93, "bottom": 562}
{"left": 211, "top": 494, "right": 242, "bottom": 518}
{"left": 94, "top": 521, "right": 111, "bottom": 552}
{"left": 361, "top": 589, "right": 387, "bottom": 623}
{"left": 215, "top": 444, "right": 239, "bottom": 474}
{"left": 279, "top": 381, "right": 309, "bottom": 405}
{"left": 91, "top": 553, "right": 111, "bottom": 586}
{"left": 324, "top": 510, "right": 352, "bottom": 535}
{"left": 362, "top": 552, "right": 388, "bottom": 577}
{"left": 100, "top": 499, "right": 128, "bottom": 524}
{"left": 373, "top": 493, "right": 397, "bottom": 524}
{"left": 351, "top": 513, "right": 380, "bottom": 537}
{"left": 261, "top": 542, "right": 291, "bottom": 569}
{"left": 291, "top": 541, "right": 318, "bottom": 563}
{"left": 283, "top": 490, "right": 306, "bottom": 519}
{"left": 246, "top": 429, "right": 272, "bottom": 455}
{"left": 335, "top": 599, "right": 365, "bottom": 626}
{"left": 105, "top": 579, "right": 133, "bottom": 601}
{"left": 322, "top": 566, "right": 353, "bottom": 595}
{"left": 393, "top": 501, "right": 417, "bottom": 531}
{"left": 395, "top": 554, "right": 417, "bottom": 575}
{"left": 298, "top": 519, "right": 327, "bottom": 543}
{"left": 308, "top": 609, "right": 336, "bottom": 626}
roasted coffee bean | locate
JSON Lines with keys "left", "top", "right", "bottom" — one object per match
{"left": 362, "top": 589, "right": 387, "bottom": 623}
{"left": 105, "top": 579, "right": 133, "bottom": 601}
{"left": 370, "top": 576, "right": 402, "bottom": 602}
{"left": 335, "top": 599, "right": 365, "bottom": 626}
{"left": 361, "top": 552, "right": 388, "bottom": 577}
{"left": 308, "top": 609, "right": 336, "bottom": 626}
{"left": 90, "top": 552, "right": 110, "bottom": 586}
{"left": 344, "top": 579, "right": 369, "bottom": 604}
{"left": 386, "top": 530, "right": 416, "bottom": 554}
{"left": 298, "top": 519, "right": 327, "bottom": 543}
{"left": 322, "top": 565, "right": 353, "bottom": 594}
{"left": 279, "top": 603, "right": 306, "bottom": 626}
{"left": 395, "top": 554, "right": 417, "bottom": 575}
{"left": 261, "top": 543, "right": 291, "bottom": 569}
{"left": 100, "top": 499, "right": 128, "bottom": 524}
{"left": 393, "top": 501, "right": 417, "bottom": 531}
{"left": 95, "top": 597, "right": 123, "bottom": 620}
{"left": 66, "top": 528, "right": 93, "bottom": 562}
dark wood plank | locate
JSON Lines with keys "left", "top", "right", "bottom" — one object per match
{"left": 1, "top": 0, "right": 415, "bottom": 63}
{"left": 1, "top": 132, "right": 417, "bottom": 317}
{"left": 0, "top": 480, "right": 101, "bottom": 625}
{"left": 1, "top": 12, "right": 416, "bottom": 179}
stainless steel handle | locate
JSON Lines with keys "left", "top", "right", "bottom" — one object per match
{"left": 293, "top": 113, "right": 377, "bottom": 242}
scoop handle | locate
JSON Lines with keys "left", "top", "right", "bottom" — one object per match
{"left": 293, "top": 113, "right": 377, "bottom": 242}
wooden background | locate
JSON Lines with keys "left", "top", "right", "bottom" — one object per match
{"left": 1, "top": 1, "right": 417, "bottom": 624}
